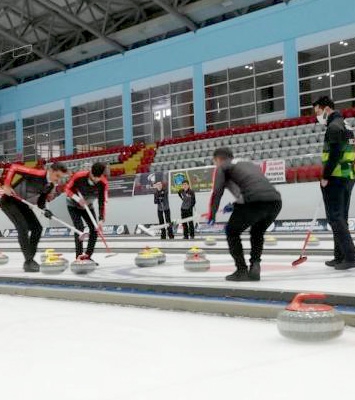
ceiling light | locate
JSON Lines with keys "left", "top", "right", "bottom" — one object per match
{"left": 317, "top": 76, "right": 322, "bottom": 80}
{"left": 340, "top": 41, "right": 344, "bottom": 44}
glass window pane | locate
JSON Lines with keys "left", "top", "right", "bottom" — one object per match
{"left": 104, "top": 96, "right": 122, "bottom": 108}
{"left": 171, "top": 103, "right": 194, "bottom": 117}
{"left": 50, "top": 120, "right": 64, "bottom": 131}
{"left": 330, "top": 38, "right": 355, "bottom": 57}
{"left": 132, "top": 113, "right": 151, "bottom": 126}
{"left": 205, "top": 83, "right": 228, "bottom": 98}
{"left": 205, "top": 96, "right": 229, "bottom": 111}
{"left": 87, "top": 100, "right": 104, "bottom": 112}
{"left": 229, "top": 78, "right": 254, "bottom": 93}
{"left": 206, "top": 109, "right": 229, "bottom": 124}
{"left": 255, "top": 57, "right": 282, "bottom": 74}
{"left": 172, "top": 116, "right": 194, "bottom": 130}
{"left": 257, "top": 98, "right": 284, "bottom": 114}
{"left": 171, "top": 79, "right": 192, "bottom": 93}
{"left": 106, "top": 130, "right": 123, "bottom": 142}
{"left": 230, "top": 104, "right": 255, "bottom": 120}
{"left": 171, "top": 91, "right": 193, "bottom": 105}
{"left": 255, "top": 71, "right": 283, "bottom": 87}
{"left": 257, "top": 85, "right": 284, "bottom": 102}
{"left": 207, "top": 121, "right": 229, "bottom": 130}
{"left": 89, "top": 132, "right": 106, "bottom": 144}
{"left": 205, "top": 70, "right": 227, "bottom": 86}
{"left": 132, "top": 100, "right": 150, "bottom": 114}
{"left": 105, "top": 117, "right": 123, "bottom": 131}
{"left": 50, "top": 130, "right": 64, "bottom": 141}
{"left": 73, "top": 125, "right": 87, "bottom": 137}
{"left": 230, "top": 91, "right": 255, "bottom": 107}
{"left": 298, "top": 60, "right": 329, "bottom": 78}
{"left": 73, "top": 115, "right": 87, "bottom": 126}
{"left": 228, "top": 65, "right": 254, "bottom": 80}
{"left": 300, "top": 90, "right": 331, "bottom": 107}
{"left": 87, "top": 110, "right": 104, "bottom": 124}
{"left": 332, "top": 69, "right": 355, "bottom": 86}
{"left": 105, "top": 107, "right": 121, "bottom": 119}
{"left": 298, "top": 45, "right": 329, "bottom": 64}
{"left": 36, "top": 123, "right": 49, "bottom": 134}
{"left": 332, "top": 84, "right": 355, "bottom": 102}
{"left": 299, "top": 75, "right": 331, "bottom": 93}
{"left": 150, "top": 84, "right": 169, "bottom": 98}
{"left": 131, "top": 89, "right": 149, "bottom": 102}
{"left": 331, "top": 53, "right": 355, "bottom": 72}
{"left": 88, "top": 122, "right": 105, "bottom": 134}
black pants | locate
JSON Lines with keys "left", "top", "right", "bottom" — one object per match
{"left": 68, "top": 206, "right": 98, "bottom": 258}
{"left": 181, "top": 208, "right": 194, "bottom": 239}
{"left": 226, "top": 200, "right": 282, "bottom": 270}
{"left": 1, "top": 196, "right": 43, "bottom": 262}
{"left": 158, "top": 209, "right": 174, "bottom": 239}
{"left": 322, "top": 179, "right": 355, "bottom": 262}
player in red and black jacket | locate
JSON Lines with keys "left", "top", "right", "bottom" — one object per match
{"left": 0, "top": 162, "right": 68, "bottom": 272}
{"left": 65, "top": 162, "right": 108, "bottom": 264}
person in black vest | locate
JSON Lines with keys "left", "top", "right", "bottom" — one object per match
{"left": 65, "top": 162, "right": 108, "bottom": 264}
{"left": 178, "top": 180, "right": 196, "bottom": 239}
{"left": 313, "top": 96, "right": 355, "bottom": 269}
{"left": 207, "top": 148, "right": 282, "bottom": 282}
{"left": 1, "top": 162, "right": 68, "bottom": 272}
{"left": 154, "top": 181, "right": 174, "bottom": 240}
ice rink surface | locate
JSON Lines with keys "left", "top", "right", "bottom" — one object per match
{"left": 1, "top": 249, "right": 355, "bottom": 296}
{"left": 0, "top": 294, "right": 354, "bottom": 400}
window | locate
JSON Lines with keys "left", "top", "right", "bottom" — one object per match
{"left": 205, "top": 56, "right": 285, "bottom": 129}
{"left": 23, "top": 110, "right": 65, "bottom": 161}
{"left": 72, "top": 95, "right": 123, "bottom": 153}
{"left": 298, "top": 37, "right": 355, "bottom": 115}
{"left": 131, "top": 78, "right": 194, "bottom": 143}
{"left": 0, "top": 121, "right": 16, "bottom": 161}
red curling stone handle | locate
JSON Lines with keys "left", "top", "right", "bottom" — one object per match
{"left": 286, "top": 293, "right": 333, "bottom": 312}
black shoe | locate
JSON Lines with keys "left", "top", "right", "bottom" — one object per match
{"left": 226, "top": 269, "right": 250, "bottom": 282}
{"left": 249, "top": 261, "right": 261, "bottom": 281}
{"left": 325, "top": 259, "right": 343, "bottom": 267}
{"left": 23, "top": 260, "right": 40, "bottom": 273}
{"left": 335, "top": 261, "right": 355, "bottom": 270}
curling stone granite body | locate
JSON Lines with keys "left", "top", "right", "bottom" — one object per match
{"left": 70, "top": 259, "right": 97, "bottom": 274}
{"left": 0, "top": 252, "right": 9, "bottom": 265}
{"left": 277, "top": 293, "right": 344, "bottom": 341}
{"left": 135, "top": 253, "right": 159, "bottom": 268}
{"left": 184, "top": 255, "right": 210, "bottom": 272}
{"left": 40, "top": 257, "right": 68, "bottom": 275}
{"left": 204, "top": 237, "right": 216, "bottom": 246}
{"left": 150, "top": 248, "right": 166, "bottom": 264}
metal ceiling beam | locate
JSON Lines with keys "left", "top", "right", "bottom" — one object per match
{"left": 0, "top": 26, "right": 66, "bottom": 71}
{"left": 152, "top": 0, "right": 198, "bottom": 31}
{"left": 0, "top": 71, "right": 18, "bottom": 86}
{"left": 34, "top": 0, "right": 126, "bottom": 53}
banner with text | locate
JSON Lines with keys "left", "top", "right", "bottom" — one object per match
{"left": 108, "top": 176, "right": 135, "bottom": 197}
{"left": 133, "top": 171, "right": 169, "bottom": 196}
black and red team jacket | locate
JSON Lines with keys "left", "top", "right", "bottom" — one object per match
{"left": 65, "top": 171, "right": 108, "bottom": 221}
{"left": 3, "top": 164, "right": 56, "bottom": 208}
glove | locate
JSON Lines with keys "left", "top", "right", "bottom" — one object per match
{"left": 43, "top": 209, "right": 53, "bottom": 219}
{"left": 223, "top": 202, "right": 234, "bottom": 214}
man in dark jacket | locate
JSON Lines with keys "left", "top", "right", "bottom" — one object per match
{"left": 313, "top": 96, "right": 355, "bottom": 270}
{"left": 1, "top": 162, "right": 68, "bottom": 272}
{"left": 178, "top": 180, "right": 196, "bottom": 239}
{"left": 65, "top": 162, "right": 108, "bottom": 264}
{"left": 154, "top": 181, "right": 174, "bottom": 240}
{"left": 207, "top": 148, "right": 282, "bottom": 281}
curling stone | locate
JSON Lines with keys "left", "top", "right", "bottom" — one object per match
{"left": 186, "top": 246, "right": 206, "bottom": 260}
{"left": 40, "top": 255, "right": 68, "bottom": 275}
{"left": 204, "top": 236, "right": 217, "bottom": 246}
{"left": 184, "top": 254, "right": 210, "bottom": 272}
{"left": 40, "top": 249, "right": 57, "bottom": 262}
{"left": 0, "top": 252, "right": 9, "bottom": 265}
{"left": 277, "top": 293, "right": 344, "bottom": 341}
{"left": 150, "top": 248, "right": 166, "bottom": 264}
{"left": 70, "top": 258, "right": 97, "bottom": 275}
{"left": 264, "top": 234, "right": 277, "bottom": 246}
{"left": 308, "top": 234, "right": 320, "bottom": 246}
{"left": 135, "top": 252, "right": 159, "bottom": 268}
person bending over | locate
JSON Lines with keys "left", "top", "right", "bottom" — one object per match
{"left": 1, "top": 162, "right": 68, "bottom": 272}
{"left": 207, "top": 148, "right": 282, "bottom": 281}
{"left": 65, "top": 162, "right": 108, "bottom": 264}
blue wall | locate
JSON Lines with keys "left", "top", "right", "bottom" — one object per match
{"left": 0, "top": 0, "right": 355, "bottom": 152}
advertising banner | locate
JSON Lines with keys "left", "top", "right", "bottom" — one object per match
{"left": 133, "top": 171, "right": 169, "bottom": 196}
{"left": 108, "top": 176, "right": 135, "bottom": 197}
